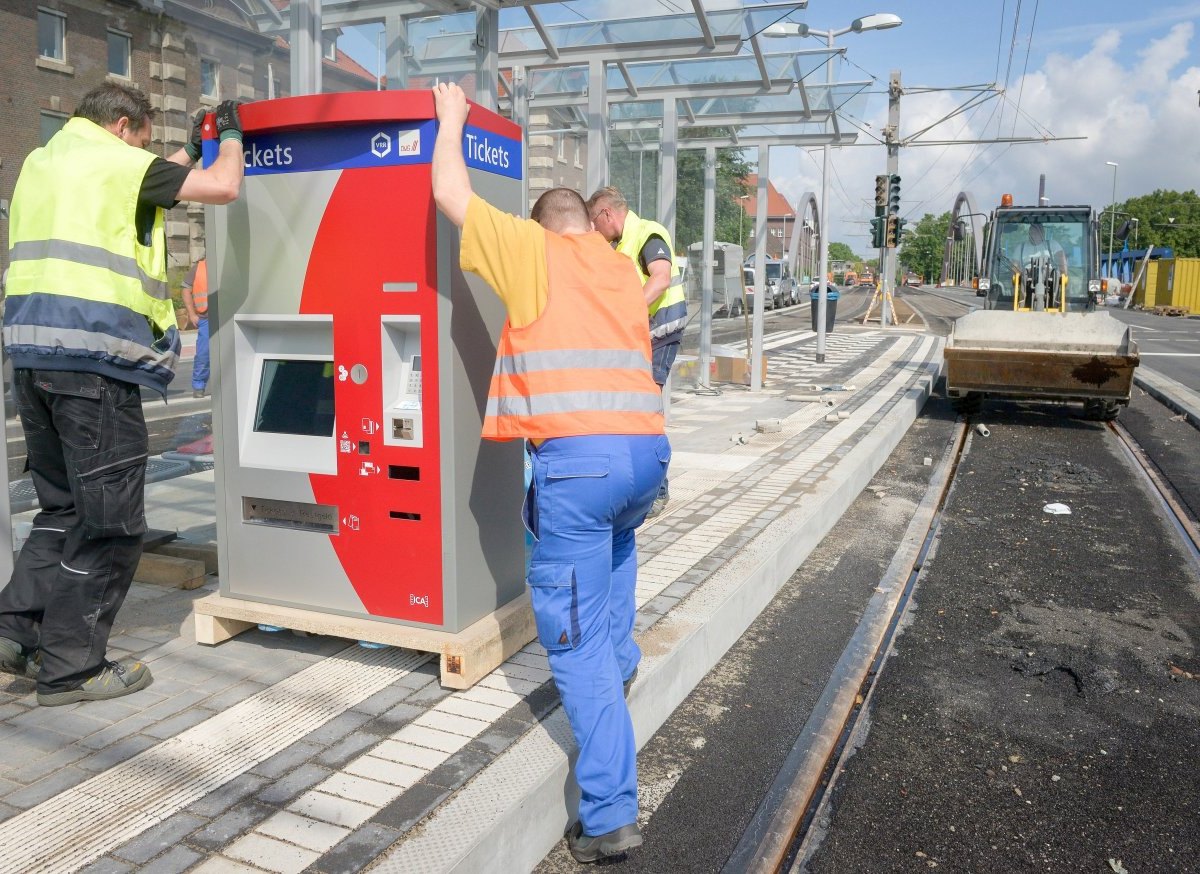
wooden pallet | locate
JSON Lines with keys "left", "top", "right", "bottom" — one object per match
{"left": 192, "top": 590, "right": 536, "bottom": 689}
{"left": 1152, "top": 305, "right": 1190, "bottom": 317}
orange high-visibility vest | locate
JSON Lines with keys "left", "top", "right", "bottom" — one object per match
{"left": 191, "top": 259, "right": 208, "bottom": 314}
{"left": 483, "top": 231, "right": 664, "bottom": 441}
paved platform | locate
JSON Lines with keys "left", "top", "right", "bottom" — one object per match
{"left": 0, "top": 326, "right": 942, "bottom": 874}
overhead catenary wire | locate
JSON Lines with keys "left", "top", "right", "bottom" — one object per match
{"left": 1010, "top": 0, "right": 1041, "bottom": 137}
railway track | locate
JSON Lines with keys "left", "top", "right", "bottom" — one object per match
{"left": 723, "top": 399, "right": 1200, "bottom": 873}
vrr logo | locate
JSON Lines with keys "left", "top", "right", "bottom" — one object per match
{"left": 371, "top": 132, "right": 392, "bottom": 158}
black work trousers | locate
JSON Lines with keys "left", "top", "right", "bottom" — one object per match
{"left": 0, "top": 369, "right": 149, "bottom": 692}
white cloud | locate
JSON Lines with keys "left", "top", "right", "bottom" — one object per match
{"left": 772, "top": 22, "right": 1200, "bottom": 253}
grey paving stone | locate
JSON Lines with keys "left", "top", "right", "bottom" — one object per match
{"left": 403, "top": 680, "right": 454, "bottom": 708}
{"left": 0, "top": 799, "right": 19, "bottom": 823}
{"left": 315, "top": 730, "right": 383, "bottom": 769}
{"left": 67, "top": 697, "right": 143, "bottom": 724}
{"left": 471, "top": 716, "right": 536, "bottom": 756}
{"left": 201, "top": 679, "right": 268, "bottom": 712}
{"left": 422, "top": 742, "right": 494, "bottom": 790}
{"left": 250, "top": 740, "right": 321, "bottom": 780}
{"left": 351, "top": 683, "right": 415, "bottom": 716}
{"left": 661, "top": 581, "right": 695, "bottom": 599}
{"left": 367, "top": 701, "right": 423, "bottom": 734}
{"left": 309, "top": 822, "right": 402, "bottom": 874}
{"left": 142, "top": 706, "right": 218, "bottom": 740}
{"left": 245, "top": 660, "right": 309, "bottom": 686}
{"left": 633, "top": 612, "right": 659, "bottom": 634}
{"left": 187, "top": 800, "right": 276, "bottom": 850}
{"left": 147, "top": 659, "right": 220, "bottom": 686}
{"left": 78, "top": 714, "right": 159, "bottom": 751}
{"left": 0, "top": 701, "right": 32, "bottom": 720}
{"left": 186, "top": 772, "right": 271, "bottom": 817}
{"left": 78, "top": 857, "right": 134, "bottom": 874}
{"left": 137, "top": 845, "right": 203, "bottom": 874}
{"left": 503, "top": 682, "right": 558, "bottom": 726}
{"left": 4, "top": 744, "right": 89, "bottom": 784}
{"left": 4, "top": 764, "right": 90, "bottom": 808}
{"left": 137, "top": 688, "right": 212, "bottom": 722}
{"left": 254, "top": 763, "right": 331, "bottom": 805}
{"left": 304, "top": 711, "right": 372, "bottom": 747}
{"left": 369, "top": 781, "right": 452, "bottom": 832}
{"left": 113, "top": 812, "right": 207, "bottom": 864}
{"left": 77, "top": 733, "right": 158, "bottom": 773}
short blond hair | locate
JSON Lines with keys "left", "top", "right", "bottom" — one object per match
{"left": 586, "top": 186, "right": 628, "bottom": 214}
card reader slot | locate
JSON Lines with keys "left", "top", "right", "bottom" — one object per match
{"left": 390, "top": 511, "right": 421, "bottom": 521}
{"left": 388, "top": 465, "right": 420, "bottom": 481}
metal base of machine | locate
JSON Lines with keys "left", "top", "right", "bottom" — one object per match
{"left": 192, "top": 590, "right": 536, "bottom": 689}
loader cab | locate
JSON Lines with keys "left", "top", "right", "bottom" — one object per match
{"left": 980, "top": 207, "right": 1095, "bottom": 314}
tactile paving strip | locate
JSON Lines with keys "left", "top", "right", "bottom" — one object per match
{"left": 0, "top": 646, "right": 431, "bottom": 873}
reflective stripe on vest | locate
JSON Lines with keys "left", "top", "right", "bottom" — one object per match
{"left": 191, "top": 259, "right": 209, "bottom": 314}
{"left": 4, "top": 117, "right": 177, "bottom": 388}
{"left": 483, "top": 230, "right": 664, "bottom": 441}
{"left": 614, "top": 209, "right": 687, "bottom": 339}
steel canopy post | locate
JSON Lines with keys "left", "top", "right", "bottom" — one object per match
{"left": 384, "top": 11, "right": 408, "bottom": 90}
{"left": 289, "top": 0, "right": 321, "bottom": 96}
{"left": 751, "top": 147, "right": 769, "bottom": 391}
{"left": 475, "top": 7, "right": 499, "bottom": 111}
{"left": 698, "top": 144, "right": 717, "bottom": 393}
{"left": 661, "top": 97, "right": 678, "bottom": 247}
{"left": 587, "top": 58, "right": 609, "bottom": 195}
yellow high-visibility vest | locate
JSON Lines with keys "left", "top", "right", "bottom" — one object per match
{"left": 4, "top": 117, "right": 179, "bottom": 392}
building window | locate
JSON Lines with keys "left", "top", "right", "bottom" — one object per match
{"left": 108, "top": 30, "right": 131, "bottom": 78}
{"left": 556, "top": 134, "right": 566, "bottom": 162}
{"left": 38, "top": 8, "right": 66, "bottom": 61}
{"left": 200, "top": 58, "right": 219, "bottom": 99}
{"left": 323, "top": 32, "right": 338, "bottom": 62}
{"left": 39, "top": 111, "right": 67, "bottom": 145}
{"left": 573, "top": 138, "right": 581, "bottom": 168}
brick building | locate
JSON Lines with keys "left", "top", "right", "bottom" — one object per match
{"left": 738, "top": 174, "right": 796, "bottom": 259}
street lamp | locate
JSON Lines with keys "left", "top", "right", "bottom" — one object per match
{"left": 765, "top": 13, "right": 902, "bottom": 362}
{"left": 1105, "top": 161, "right": 1118, "bottom": 276}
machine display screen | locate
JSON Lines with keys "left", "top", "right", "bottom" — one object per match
{"left": 253, "top": 359, "right": 335, "bottom": 437}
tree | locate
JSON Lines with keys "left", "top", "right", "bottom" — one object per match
{"left": 1103, "top": 189, "right": 1200, "bottom": 258}
{"left": 674, "top": 148, "right": 754, "bottom": 253}
{"left": 898, "top": 211, "right": 951, "bottom": 282}
{"left": 828, "top": 241, "right": 858, "bottom": 263}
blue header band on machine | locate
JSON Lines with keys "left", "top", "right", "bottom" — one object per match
{"left": 204, "top": 120, "right": 521, "bottom": 180}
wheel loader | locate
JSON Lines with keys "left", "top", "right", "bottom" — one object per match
{"left": 943, "top": 195, "right": 1139, "bottom": 420}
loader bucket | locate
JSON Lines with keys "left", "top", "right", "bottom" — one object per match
{"left": 944, "top": 310, "right": 1139, "bottom": 402}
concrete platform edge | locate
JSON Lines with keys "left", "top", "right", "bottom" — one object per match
{"left": 1134, "top": 365, "right": 1200, "bottom": 431}
{"left": 390, "top": 352, "right": 943, "bottom": 873}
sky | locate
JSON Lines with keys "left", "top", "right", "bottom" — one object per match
{"left": 337, "top": 0, "right": 1200, "bottom": 253}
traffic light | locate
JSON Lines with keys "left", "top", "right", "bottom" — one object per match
{"left": 894, "top": 216, "right": 907, "bottom": 245}
{"left": 887, "top": 174, "right": 902, "bottom": 215}
{"left": 874, "top": 174, "right": 889, "bottom": 213}
{"left": 885, "top": 214, "right": 899, "bottom": 248}
{"left": 870, "top": 216, "right": 886, "bottom": 249}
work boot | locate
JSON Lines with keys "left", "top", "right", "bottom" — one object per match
{"left": 646, "top": 495, "right": 668, "bottom": 519}
{"left": 192, "top": 388, "right": 206, "bottom": 399}
{"left": 0, "top": 636, "right": 38, "bottom": 679}
{"left": 567, "top": 821, "right": 643, "bottom": 863}
{"left": 38, "top": 660, "right": 153, "bottom": 707}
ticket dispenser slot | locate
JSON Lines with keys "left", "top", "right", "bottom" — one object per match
{"left": 381, "top": 316, "right": 423, "bottom": 449}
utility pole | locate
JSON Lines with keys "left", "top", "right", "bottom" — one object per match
{"left": 880, "top": 70, "right": 902, "bottom": 326}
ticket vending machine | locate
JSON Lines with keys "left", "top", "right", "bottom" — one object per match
{"left": 205, "top": 92, "right": 525, "bottom": 633}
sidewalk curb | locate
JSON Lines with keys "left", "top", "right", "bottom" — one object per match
{"left": 1134, "top": 366, "right": 1200, "bottom": 432}
{"left": 376, "top": 345, "right": 944, "bottom": 873}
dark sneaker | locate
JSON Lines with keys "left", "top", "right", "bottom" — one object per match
{"left": 623, "top": 667, "right": 638, "bottom": 699}
{"left": 38, "top": 660, "right": 153, "bottom": 707}
{"left": 567, "top": 821, "right": 643, "bottom": 863}
{"left": 0, "top": 637, "right": 30, "bottom": 677}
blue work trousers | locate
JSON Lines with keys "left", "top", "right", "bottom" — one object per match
{"left": 192, "top": 315, "right": 210, "bottom": 391}
{"left": 525, "top": 433, "right": 670, "bottom": 836}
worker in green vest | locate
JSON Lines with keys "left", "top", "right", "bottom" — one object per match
{"left": 0, "top": 82, "right": 244, "bottom": 706}
{"left": 588, "top": 187, "right": 686, "bottom": 517}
